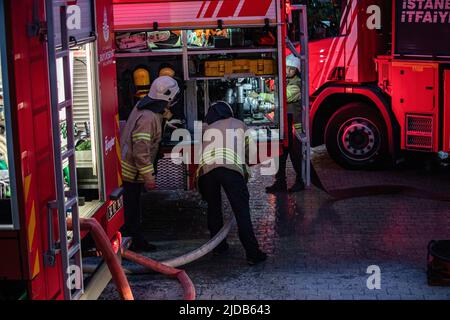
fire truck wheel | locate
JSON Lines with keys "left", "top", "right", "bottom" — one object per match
{"left": 325, "top": 102, "right": 388, "bottom": 170}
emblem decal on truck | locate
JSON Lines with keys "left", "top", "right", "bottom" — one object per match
{"left": 103, "top": 7, "right": 110, "bottom": 43}
{"left": 105, "top": 136, "right": 115, "bottom": 155}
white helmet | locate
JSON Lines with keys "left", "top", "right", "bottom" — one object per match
{"left": 148, "top": 76, "right": 180, "bottom": 103}
{"left": 286, "top": 54, "right": 301, "bottom": 72}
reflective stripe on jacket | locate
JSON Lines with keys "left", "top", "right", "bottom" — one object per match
{"left": 120, "top": 106, "right": 163, "bottom": 183}
{"left": 195, "top": 118, "right": 255, "bottom": 184}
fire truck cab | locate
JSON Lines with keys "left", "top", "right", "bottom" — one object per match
{"left": 305, "top": 0, "right": 450, "bottom": 168}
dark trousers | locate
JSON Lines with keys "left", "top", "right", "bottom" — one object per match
{"left": 276, "top": 115, "right": 303, "bottom": 182}
{"left": 121, "top": 181, "right": 145, "bottom": 241}
{"left": 199, "top": 168, "right": 261, "bottom": 256}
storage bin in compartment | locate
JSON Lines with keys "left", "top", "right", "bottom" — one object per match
{"left": 204, "top": 59, "right": 276, "bottom": 77}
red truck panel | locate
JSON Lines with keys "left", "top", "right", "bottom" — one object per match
{"left": 7, "top": 0, "right": 61, "bottom": 299}
{"left": 391, "top": 61, "right": 439, "bottom": 151}
{"left": 0, "top": 0, "right": 122, "bottom": 300}
{"left": 113, "top": 0, "right": 278, "bottom": 31}
{"left": 95, "top": 0, "right": 125, "bottom": 237}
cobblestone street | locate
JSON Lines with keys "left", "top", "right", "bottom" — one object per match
{"left": 101, "top": 147, "right": 450, "bottom": 300}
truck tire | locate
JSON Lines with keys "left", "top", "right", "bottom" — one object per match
{"left": 324, "top": 102, "right": 388, "bottom": 169}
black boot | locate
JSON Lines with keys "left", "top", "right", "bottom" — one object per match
{"left": 246, "top": 250, "right": 267, "bottom": 266}
{"left": 288, "top": 179, "right": 305, "bottom": 193}
{"left": 265, "top": 180, "right": 287, "bottom": 193}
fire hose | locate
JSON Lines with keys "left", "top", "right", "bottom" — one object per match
{"left": 96, "top": 216, "right": 235, "bottom": 275}
{"left": 70, "top": 218, "right": 197, "bottom": 300}
{"left": 121, "top": 250, "right": 196, "bottom": 300}
{"left": 68, "top": 218, "right": 133, "bottom": 300}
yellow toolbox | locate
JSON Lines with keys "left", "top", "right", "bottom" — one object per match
{"left": 204, "top": 59, "right": 276, "bottom": 77}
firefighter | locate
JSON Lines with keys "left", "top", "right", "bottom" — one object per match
{"left": 120, "top": 76, "right": 180, "bottom": 252}
{"left": 197, "top": 101, "right": 267, "bottom": 266}
{"left": 258, "top": 54, "right": 305, "bottom": 193}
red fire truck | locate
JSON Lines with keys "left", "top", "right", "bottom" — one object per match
{"left": 1, "top": 0, "right": 448, "bottom": 301}
{"left": 0, "top": 0, "right": 125, "bottom": 299}
{"left": 1, "top": 0, "right": 308, "bottom": 300}
{"left": 305, "top": 0, "right": 450, "bottom": 168}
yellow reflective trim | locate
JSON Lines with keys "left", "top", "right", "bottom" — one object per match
{"left": 200, "top": 149, "right": 242, "bottom": 165}
{"left": 200, "top": 155, "right": 241, "bottom": 166}
{"left": 132, "top": 133, "right": 152, "bottom": 141}
{"left": 133, "top": 137, "right": 152, "bottom": 142}
{"left": 122, "top": 166, "right": 136, "bottom": 174}
{"left": 139, "top": 166, "right": 154, "bottom": 175}
{"left": 201, "top": 148, "right": 242, "bottom": 160}
{"left": 32, "top": 249, "right": 40, "bottom": 279}
{"left": 24, "top": 175, "right": 31, "bottom": 202}
{"left": 137, "top": 164, "right": 154, "bottom": 171}
{"left": 122, "top": 168, "right": 137, "bottom": 179}
{"left": 132, "top": 133, "right": 152, "bottom": 137}
{"left": 122, "top": 167, "right": 137, "bottom": 174}
{"left": 27, "top": 201, "right": 36, "bottom": 253}
{"left": 122, "top": 161, "right": 137, "bottom": 171}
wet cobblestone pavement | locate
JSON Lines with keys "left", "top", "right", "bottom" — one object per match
{"left": 100, "top": 147, "right": 450, "bottom": 300}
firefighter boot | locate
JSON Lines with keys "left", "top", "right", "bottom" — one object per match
{"left": 288, "top": 179, "right": 305, "bottom": 193}
{"left": 247, "top": 250, "right": 267, "bottom": 266}
{"left": 265, "top": 180, "right": 287, "bottom": 193}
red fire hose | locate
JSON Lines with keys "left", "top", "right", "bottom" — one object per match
{"left": 68, "top": 218, "right": 196, "bottom": 300}
{"left": 67, "top": 218, "right": 134, "bottom": 300}
{"left": 121, "top": 250, "right": 196, "bottom": 300}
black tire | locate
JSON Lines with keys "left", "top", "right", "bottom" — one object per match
{"left": 324, "top": 102, "right": 388, "bottom": 170}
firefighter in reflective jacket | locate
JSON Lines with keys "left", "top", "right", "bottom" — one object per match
{"left": 259, "top": 54, "right": 305, "bottom": 193}
{"left": 120, "top": 76, "right": 180, "bottom": 251}
{"left": 196, "top": 101, "right": 267, "bottom": 266}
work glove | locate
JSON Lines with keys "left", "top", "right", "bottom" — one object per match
{"left": 144, "top": 175, "right": 157, "bottom": 191}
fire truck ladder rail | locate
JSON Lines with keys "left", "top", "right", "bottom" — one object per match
{"left": 45, "top": 0, "right": 84, "bottom": 300}
{"left": 58, "top": 99, "right": 72, "bottom": 111}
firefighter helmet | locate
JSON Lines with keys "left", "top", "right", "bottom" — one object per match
{"left": 149, "top": 76, "right": 180, "bottom": 105}
{"left": 286, "top": 54, "right": 301, "bottom": 73}
{"left": 133, "top": 67, "right": 151, "bottom": 98}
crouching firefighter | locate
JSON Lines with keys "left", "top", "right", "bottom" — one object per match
{"left": 196, "top": 101, "right": 267, "bottom": 266}
{"left": 120, "top": 76, "right": 180, "bottom": 251}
